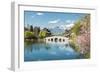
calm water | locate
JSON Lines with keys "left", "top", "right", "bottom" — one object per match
{"left": 24, "top": 42, "right": 84, "bottom": 62}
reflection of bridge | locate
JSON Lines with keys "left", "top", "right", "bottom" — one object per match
{"left": 44, "top": 36, "right": 69, "bottom": 44}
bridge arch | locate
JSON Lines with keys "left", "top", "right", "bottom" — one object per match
{"left": 44, "top": 36, "right": 69, "bottom": 44}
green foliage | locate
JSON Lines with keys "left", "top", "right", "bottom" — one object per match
{"left": 69, "top": 40, "right": 80, "bottom": 52}
{"left": 69, "top": 21, "right": 81, "bottom": 52}
{"left": 71, "top": 21, "right": 81, "bottom": 35}
{"left": 84, "top": 52, "right": 90, "bottom": 59}
{"left": 69, "top": 15, "right": 90, "bottom": 57}
{"left": 24, "top": 31, "right": 34, "bottom": 38}
{"left": 39, "top": 31, "right": 47, "bottom": 39}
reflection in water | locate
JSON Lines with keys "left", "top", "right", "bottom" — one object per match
{"left": 24, "top": 42, "right": 84, "bottom": 61}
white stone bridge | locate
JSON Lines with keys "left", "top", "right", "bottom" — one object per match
{"left": 44, "top": 36, "right": 69, "bottom": 44}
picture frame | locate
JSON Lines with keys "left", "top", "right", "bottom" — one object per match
{"left": 11, "top": 1, "right": 97, "bottom": 71}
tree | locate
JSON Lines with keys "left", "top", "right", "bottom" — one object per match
{"left": 64, "top": 29, "right": 71, "bottom": 37}
{"left": 71, "top": 21, "right": 81, "bottom": 35}
{"left": 76, "top": 33, "right": 90, "bottom": 54}
{"left": 69, "top": 14, "right": 90, "bottom": 56}
{"left": 33, "top": 27, "right": 40, "bottom": 37}
{"left": 24, "top": 31, "right": 37, "bottom": 39}
{"left": 76, "top": 14, "right": 90, "bottom": 54}
{"left": 30, "top": 25, "right": 33, "bottom": 32}
{"left": 39, "top": 31, "right": 47, "bottom": 39}
{"left": 24, "top": 27, "right": 28, "bottom": 31}
{"left": 42, "top": 28, "right": 52, "bottom": 37}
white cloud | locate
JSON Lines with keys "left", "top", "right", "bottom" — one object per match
{"left": 36, "top": 13, "right": 43, "bottom": 15}
{"left": 60, "top": 23, "right": 75, "bottom": 30}
{"left": 48, "top": 19, "right": 60, "bottom": 24}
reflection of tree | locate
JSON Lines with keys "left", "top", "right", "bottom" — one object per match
{"left": 25, "top": 42, "right": 41, "bottom": 52}
{"left": 65, "top": 44, "right": 68, "bottom": 47}
{"left": 25, "top": 42, "right": 53, "bottom": 53}
{"left": 33, "top": 43, "right": 42, "bottom": 51}
{"left": 45, "top": 44, "right": 51, "bottom": 50}
{"left": 24, "top": 41, "right": 33, "bottom": 52}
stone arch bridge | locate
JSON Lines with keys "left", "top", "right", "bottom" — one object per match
{"left": 44, "top": 36, "right": 69, "bottom": 44}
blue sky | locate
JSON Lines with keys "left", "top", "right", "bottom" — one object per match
{"left": 24, "top": 11, "right": 87, "bottom": 29}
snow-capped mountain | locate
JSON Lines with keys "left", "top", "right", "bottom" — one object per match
{"left": 48, "top": 23, "right": 74, "bottom": 35}
{"left": 60, "top": 23, "right": 74, "bottom": 30}
{"left": 49, "top": 26, "right": 65, "bottom": 35}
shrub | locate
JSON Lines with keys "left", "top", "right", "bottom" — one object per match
{"left": 39, "top": 31, "right": 47, "bottom": 39}
{"left": 24, "top": 31, "right": 35, "bottom": 39}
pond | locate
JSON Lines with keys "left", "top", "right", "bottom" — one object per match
{"left": 24, "top": 42, "right": 85, "bottom": 62}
